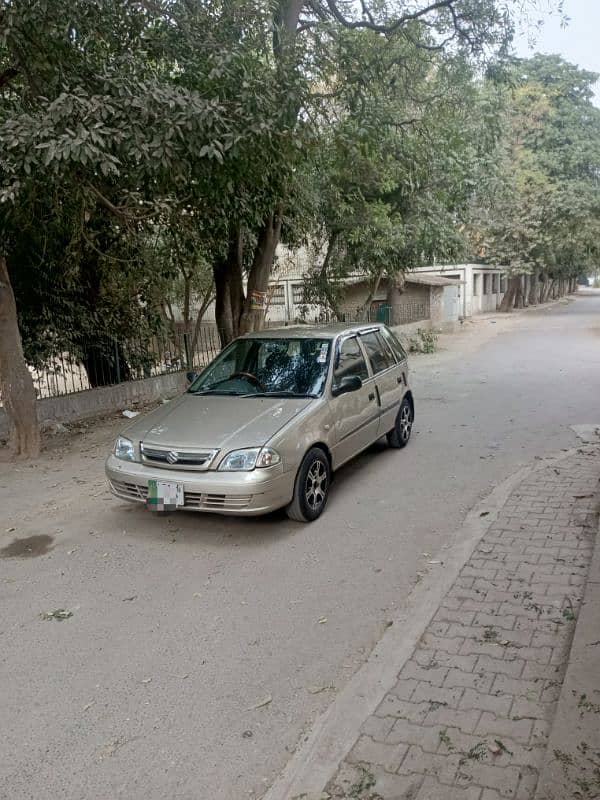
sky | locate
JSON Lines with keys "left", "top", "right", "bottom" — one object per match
{"left": 512, "top": 0, "right": 600, "bottom": 104}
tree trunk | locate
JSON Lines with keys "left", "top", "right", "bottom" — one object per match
{"left": 499, "top": 275, "right": 520, "bottom": 311}
{"left": 182, "top": 272, "right": 191, "bottom": 330}
{"left": 239, "top": 208, "right": 283, "bottom": 334}
{"left": 514, "top": 277, "right": 525, "bottom": 309}
{"left": 357, "top": 270, "right": 384, "bottom": 320}
{"left": 213, "top": 228, "right": 244, "bottom": 347}
{"left": 528, "top": 271, "right": 539, "bottom": 305}
{"left": 211, "top": 0, "right": 303, "bottom": 345}
{"left": 540, "top": 273, "right": 551, "bottom": 302}
{"left": 0, "top": 256, "right": 40, "bottom": 457}
{"left": 190, "top": 285, "right": 216, "bottom": 356}
{"left": 386, "top": 275, "right": 406, "bottom": 326}
{"left": 315, "top": 232, "right": 343, "bottom": 319}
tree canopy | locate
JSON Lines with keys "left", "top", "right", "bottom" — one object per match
{"left": 2, "top": 0, "right": 598, "bottom": 456}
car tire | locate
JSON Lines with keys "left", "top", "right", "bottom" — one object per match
{"left": 387, "top": 396, "right": 413, "bottom": 449}
{"left": 286, "top": 447, "right": 331, "bottom": 523}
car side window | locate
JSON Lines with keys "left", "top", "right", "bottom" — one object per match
{"left": 360, "top": 331, "right": 396, "bottom": 374}
{"left": 380, "top": 327, "right": 407, "bottom": 362}
{"left": 333, "top": 336, "right": 369, "bottom": 386}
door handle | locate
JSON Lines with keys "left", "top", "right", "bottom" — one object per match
{"left": 368, "top": 392, "right": 375, "bottom": 401}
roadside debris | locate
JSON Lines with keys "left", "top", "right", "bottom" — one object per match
{"left": 41, "top": 608, "right": 73, "bottom": 621}
{"left": 245, "top": 695, "right": 272, "bottom": 711}
{"left": 122, "top": 410, "right": 139, "bottom": 418}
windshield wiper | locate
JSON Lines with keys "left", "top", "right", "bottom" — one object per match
{"left": 241, "top": 391, "right": 318, "bottom": 399}
{"left": 189, "top": 389, "right": 243, "bottom": 396}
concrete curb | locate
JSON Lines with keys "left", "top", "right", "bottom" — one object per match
{"left": 534, "top": 468, "right": 600, "bottom": 800}
{"left": 263, "top": 447, "right": 587, "bottom": 800}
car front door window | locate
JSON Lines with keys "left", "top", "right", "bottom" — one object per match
{"left": 333, "top": 336, "right": 369, "bottom": 389}
{"left": 360, "top": 331, "right": 395, "bottom": 374}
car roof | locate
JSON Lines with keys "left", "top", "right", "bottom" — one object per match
{"left": 240, "top": 323, "right": 385, "bottom": 340}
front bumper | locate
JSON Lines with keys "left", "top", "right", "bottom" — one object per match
{"left": 105, "top": 455, "right": 296, "bottom": 516}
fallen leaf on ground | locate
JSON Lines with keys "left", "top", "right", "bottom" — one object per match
{"left": 245, "top": 695, "right": 272, "bottom": 711}
{"left": 141, "top": 677, "right": 152, "bottom": 684}
{"left": 242, "top": 730, "right": 253, "bottom": 738}
{"left": 427, "top": 560, "right": 443, "bottom": 565}
{"left": 479, "top": 511, "right": 489, "bottom": 517}
{"left": 122, "top": 595, "right": 137, "bottom": 602}
{"left": 421, "top": 552, "right": 431, "bottom": 558}
{"left": 307, "top": 685, "right": 335, "bottom": 694}
{"left": 317, "top": 617, "right": 328, "bottom": 624}
{"left": 169, "top": 673, "right": 189, "bottom": 679}
{"left": 574, "top": 494, "right": 593, "bottom": 499}
{"left": 6, "top": 527, "right": 15, "bottom": 532}
{"left": 83, "top": 701, "right": 95, "bottom": 712}
{"left": 67, "top": 548, "right": 78, "bottom": 555}
{"left": 41, "top": 609, "right": 73, "bottom": 621}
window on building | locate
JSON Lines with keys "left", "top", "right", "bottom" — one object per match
{"left": 483, "top": 274, "right": 490, "bottom": 295}
{"left": 292, "top": 283, "right": 305, "bottom": 304}
{"left": 492, "top": 274, "right": 499, "bottom": 293}
{"left": 473, "top": 274, "right": 480, "bottom": 296}
{"left": 500, "top": 274, "right": 506, "bottom": 293}
{"left": 270, "top": 284, "right": 285, "bottom": 306}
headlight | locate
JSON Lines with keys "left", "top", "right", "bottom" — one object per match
{"left": 219, "top": 447, "right": 281, "bottom": 471}
{"left": 114, "top": 436, "right": 135, "bottom": 461}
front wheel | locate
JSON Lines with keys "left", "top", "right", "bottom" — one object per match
{"left": 286, "top": 447, "right": 331, "bottom": 522}
{"left": 387, "top": 396, "right": 413, "bottom": 449}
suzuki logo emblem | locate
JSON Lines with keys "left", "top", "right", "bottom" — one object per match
{"left": 166, "top": 450, "right": 179, "bottom": 464}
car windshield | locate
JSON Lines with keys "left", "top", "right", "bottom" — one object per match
{"left": 188, "top": 336, "right": 332, "bottom": 398}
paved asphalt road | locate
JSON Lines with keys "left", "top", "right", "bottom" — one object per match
{"left": 1, "top": 292, "right": 599, "bottom": 800}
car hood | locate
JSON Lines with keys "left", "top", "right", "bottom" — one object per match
{"left": 123, "top": 393, "right": 313, "bottom": 451}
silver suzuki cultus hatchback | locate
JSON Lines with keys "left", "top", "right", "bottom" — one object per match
{"left": 106, "top": 323, "right": 414, "bottom": 522}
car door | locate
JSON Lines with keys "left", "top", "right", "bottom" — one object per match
{"left": 330, "top": 335, "right": 379, "bottom": 467}
{"left": 359, "top": 329, "right": 403, "bottom": 437}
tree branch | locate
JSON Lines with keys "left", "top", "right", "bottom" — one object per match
{"left": 322, "top": 0, "right": 456, "bottom": 34}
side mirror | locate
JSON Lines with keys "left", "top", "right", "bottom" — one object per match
{"left": 332, "top": 375, "right": 363, "bottom": 397}
{"left": 186, "top": 371, "right": 198, "bottom": 384}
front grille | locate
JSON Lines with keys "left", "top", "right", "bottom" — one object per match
{"left": 181, "top": 492, "right": 252, "bottom": 510}
{"left": 110, "top": 480, "right": 148, "bottom": 502}
{"left": 140, "top": 444, "right": 219, "bottom": 471}
{"left": 110, "top": 480, "right": 251, "bottom": 511}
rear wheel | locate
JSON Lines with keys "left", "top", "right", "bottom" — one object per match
{"left": 387, "top": 396, "right": 413, "bottom": 449}
{"left": 286, "top": 447, "right": 331, "bottom": 522}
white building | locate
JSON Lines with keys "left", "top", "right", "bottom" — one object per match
{"left": 198, "top": 249, "right": 507, "bottom": 326}
{"left": 408, "top": 264, "right": 506, "bottom": 319}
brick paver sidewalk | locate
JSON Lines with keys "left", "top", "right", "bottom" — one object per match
{"left": 326, "top": 446, "right": 600, "bottom": 800}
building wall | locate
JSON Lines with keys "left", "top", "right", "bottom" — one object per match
{"left": 409, "top": 264, "right": 506, "bottom": 318}
{"left": 339, "top": 281, "right": 431, "bottom": 325}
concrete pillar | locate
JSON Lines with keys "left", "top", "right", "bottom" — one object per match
{"left": 430, "top": 286, "right": 444, "bottom": 328}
